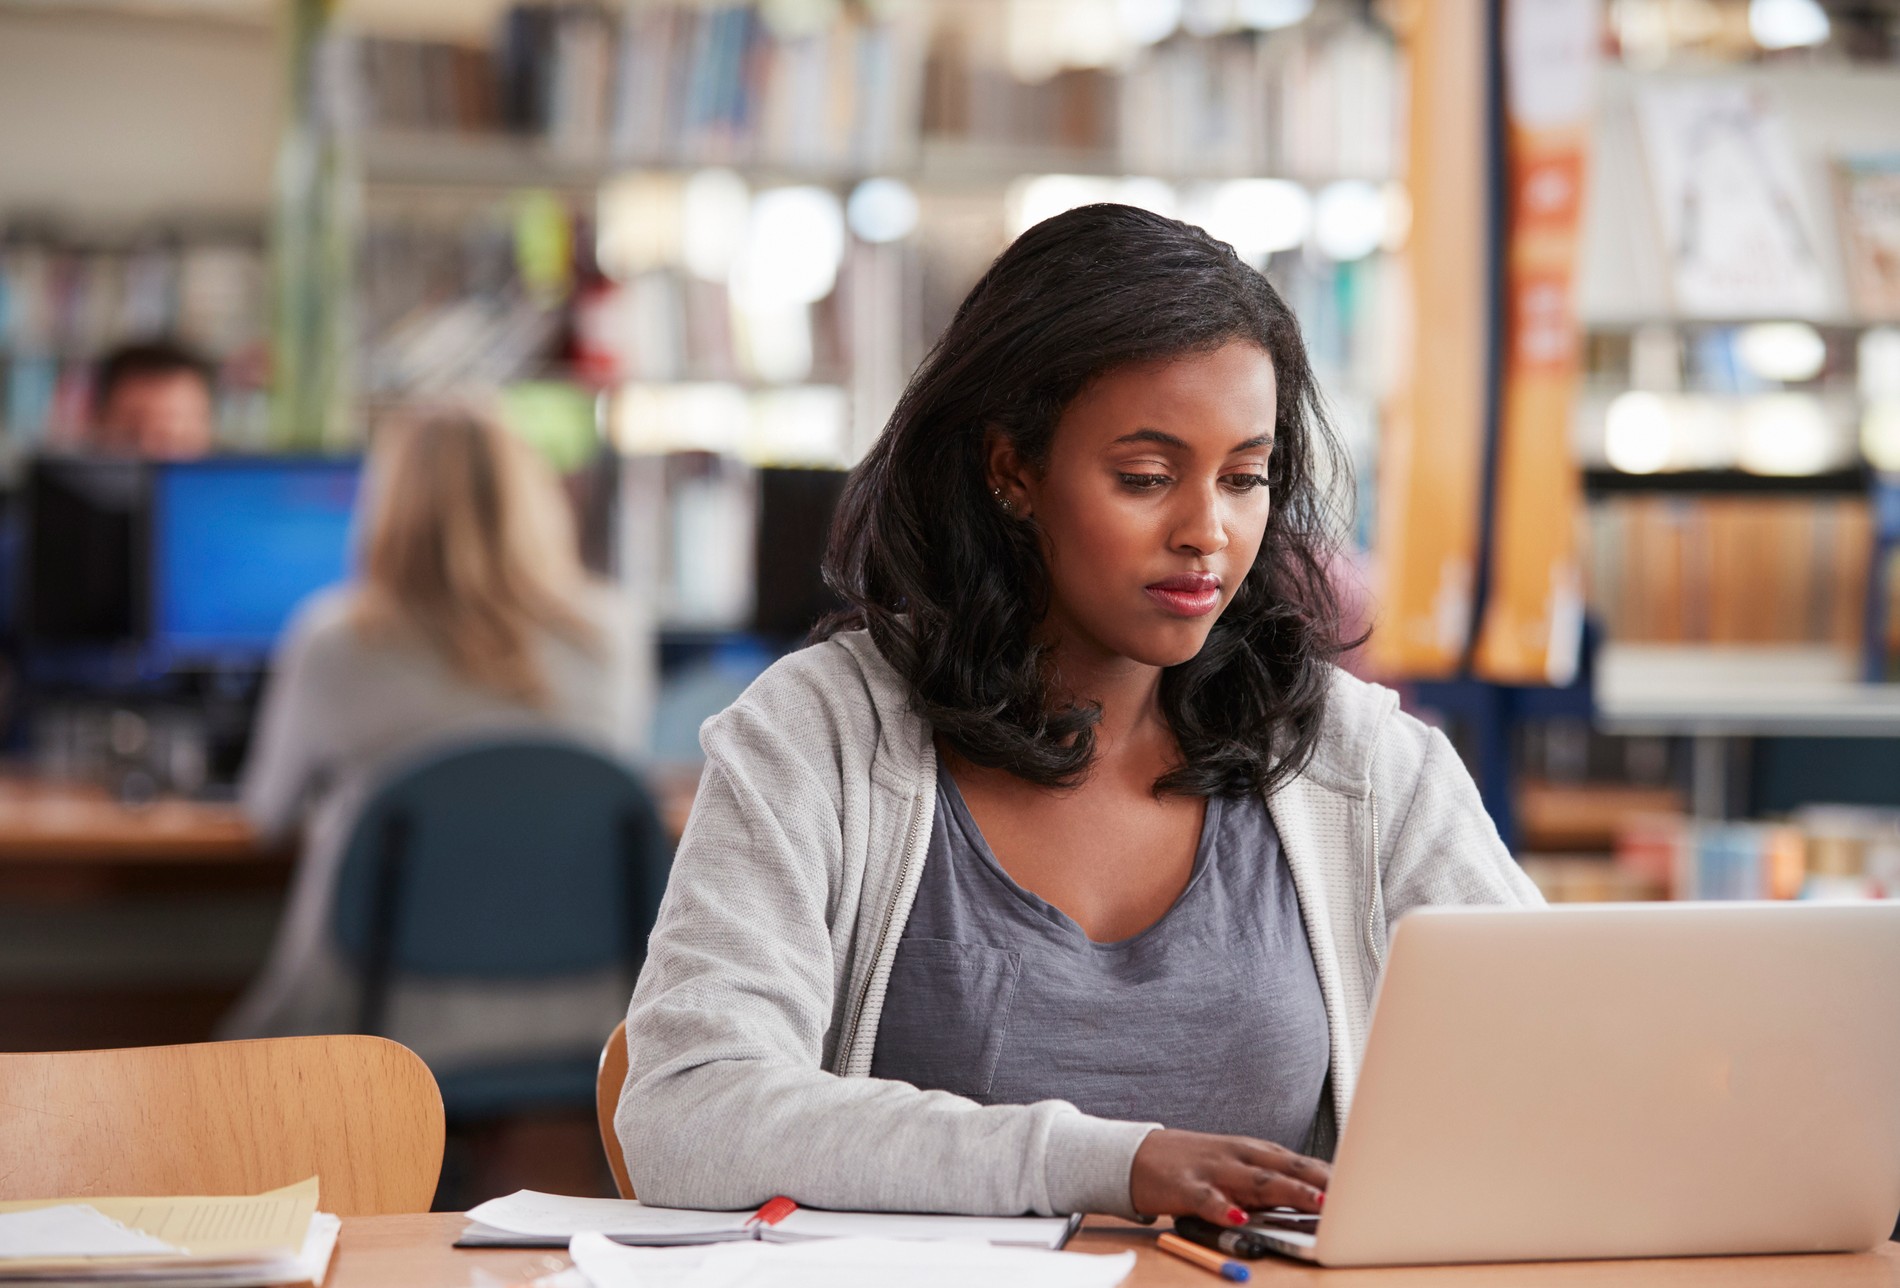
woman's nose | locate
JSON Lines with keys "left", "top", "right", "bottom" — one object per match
{"left": 1170, "top": 485, "right": 1229, "bottom": 557}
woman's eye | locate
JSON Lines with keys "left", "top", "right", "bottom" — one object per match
{"left": 1223, "top": 473, "right": 1271, "bottom": 492}
{"left": 1118, "top": 473, "right": 1170, "bottom": 490}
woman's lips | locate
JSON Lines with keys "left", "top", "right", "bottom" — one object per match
{"left": 1145, "top": 574, "right": 1222, "bottom": 618}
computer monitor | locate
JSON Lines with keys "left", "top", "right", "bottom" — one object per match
{"left": 752, "top": 466, "right": 848, "bottom": 643}
{"left": 149, "top": 458, "right": 361, "bottom": 661}
{"left": 19, "top": 456, "right": 148, "bottom": 646}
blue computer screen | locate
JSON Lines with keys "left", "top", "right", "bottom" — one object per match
{"left": 151, "top": 459, "right": 361, "bottom": 657}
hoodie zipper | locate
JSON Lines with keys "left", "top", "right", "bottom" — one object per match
{"left": 1365, "top": 762, "right": 1385, "bottom": 976}
{"left": 841, "top": 785, "right": 929, "bottom": 1074}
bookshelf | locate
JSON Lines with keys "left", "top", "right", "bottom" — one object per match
{"left": 1573, "top": 53, "right": 1900, "bottom": 670}
{"left": 1380, "top": 1, "right": 1900, "bottom": 888}
{"left": 1508, "top": 24, "right": 1900, "bottom": 899}
{"left": 0, "top": 226, "right": 271, "bottom": 453}
{"left": 1561, "top": 16, "right": 1900, "bottom": 680}
{"left": 0, "top": 7, "right": 279, "bottom": 457}
{"left": 301, "top": 0, "right": 1409, "bottom": 632}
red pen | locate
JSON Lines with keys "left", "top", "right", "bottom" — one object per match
{"left": 748, "top": 1196, "right": 799, "bottom": 1227}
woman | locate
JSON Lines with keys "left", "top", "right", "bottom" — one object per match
{"left": 620, "top": 205, "right": 1539, "bottom": 1226}
{"left": 222, "top": 408, "right": 655, "bottom": 1068}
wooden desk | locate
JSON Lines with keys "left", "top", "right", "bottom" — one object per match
{"left": 0, "top": 775, "right": 285, "bottom": 1051}
{"left": 0, "top": 776, "right": 268, "bottom": 865}
{"left": 333, "top": 1213, "right": 1900, "bottom": 1287}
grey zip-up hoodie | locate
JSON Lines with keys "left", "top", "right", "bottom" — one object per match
{"left": 618, "top": 630, "right": 1541, "bottom": 1218}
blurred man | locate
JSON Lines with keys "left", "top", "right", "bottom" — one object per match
{"left": 91, "top": 340, "right": 216, "bottom": 459}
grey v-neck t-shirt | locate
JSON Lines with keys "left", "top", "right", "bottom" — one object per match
{"left": 870, "top": 760, "right": 1331, "bottom": 1152}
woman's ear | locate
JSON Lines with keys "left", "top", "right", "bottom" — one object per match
{"left": 983, "top": 430, "right": 1033, "bottom": 520}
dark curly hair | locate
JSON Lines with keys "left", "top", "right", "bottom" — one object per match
{"left": 817, "top": 203, "right": 1358, "bottom": 798}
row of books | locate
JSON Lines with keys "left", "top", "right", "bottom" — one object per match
{"left": 3, "top": 355, "right": 91, "bottom": 446}
{"left": 921, "top": 56, "right": 1116, "bottom": 157}
{"left": 0, "top": 236, "right": 265, "bottom": 362}
{"left": 1616, "top": 807, "right": 1900, "bottom": 901}
{"left": 346, "top": 3, "right": 929, "bottom": 171}
{"left": 0, "top": 236, "right": 267, "bottom": 445}
{"left": 1584, "top": 495, "right": 1872, "bottom": 646}
{"left": 344, "top": 2, "right": 1399, "bottom": 180}
{"left": 1112, "top": 22, "right": 1401, "bottom": 180}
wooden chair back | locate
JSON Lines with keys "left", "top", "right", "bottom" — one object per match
{"left": 0, "top": 1035, "right": 444, "bottom": 1215}
{"left": 596, "top": 1020, "right": 634, "bottom": 1198}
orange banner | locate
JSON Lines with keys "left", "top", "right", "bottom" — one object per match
{"left": 1472, "top": 0, "right": 1599, "bottom": 685}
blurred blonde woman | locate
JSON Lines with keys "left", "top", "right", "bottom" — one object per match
{"left": 220, "top": 408, "right": 654, "bottom": 1063}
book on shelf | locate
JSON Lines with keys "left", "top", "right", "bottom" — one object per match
{"left": 1875, "top": 531, "right": 1900, "bottom": 680}
{"left": 1832, "top": 154, "right": 1900, "bottom": 322}
{"left": 1586, "top": 493, "right": 1871, "bottom": 648}
{"left": 922, "top": 40, "right": 1117, "bottom": 158}
{"left": 357, "top": 36, "right": 496, "bottom": 134}
{"left": 616, "top": 450, "right": 755, "bottom": 630}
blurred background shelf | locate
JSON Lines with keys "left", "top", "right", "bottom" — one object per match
{"left": 1579, "top": 61, "right": 1900, "bottom": 331}
{"left": 1596, "top": 643, "right": 1900, "bottom": 736}
{"left": 359, "top": 130, "right": 1387, "bottom": 192}
{"left": 1516, "top": 778, "right": 1687, "bottom": 853}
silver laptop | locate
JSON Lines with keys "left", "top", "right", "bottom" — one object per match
{"left": 1246, "top": 902, "right": 1900, "bottom": 1266}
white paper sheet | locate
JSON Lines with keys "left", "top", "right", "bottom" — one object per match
{"left": 0, "top": 1206, "right": 180, "bottom": 1260}
{"left": 765, "top": 1209, "right": 1074, "bottom": 1248}
{"left": 464, "top": 1193, "right": 754, "bottom": 1242}
{"left": 294, "top": 1212, "right": 340, "bottom": 1285}
{"left": 567, "top": 1233, "right": 1136, "bottom": 1288}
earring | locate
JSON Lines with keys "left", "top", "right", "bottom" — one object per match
{"left": 992, "top": 486, "right": 1015, "bottom": 516}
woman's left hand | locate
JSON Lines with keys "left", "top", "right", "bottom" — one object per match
{"left": 1129, "top": 1128, "right": 1331, "bottom": 1225}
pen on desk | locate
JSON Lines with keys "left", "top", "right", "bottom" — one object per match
{"left": 747, "top": 1196, "right": 799, "bottom": 1227}
{"left": 1172, "top": 1215, "right": 1274, "bottom": 1259}
{"left": 1157, "top": 1232, "right": 1250, "bottom": 1281}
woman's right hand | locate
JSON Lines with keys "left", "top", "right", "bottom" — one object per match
{"left": 1128, "top": 1128, "right": 1331, "bottom": 1226}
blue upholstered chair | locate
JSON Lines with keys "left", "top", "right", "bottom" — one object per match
{"left": 330, "top": 735, "right": 669, "bottom": 1119}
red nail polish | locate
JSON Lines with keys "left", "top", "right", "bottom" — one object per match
{"left": 1226, "top": 1207, "right": 1248, "bottom": 1225}
{"left": 1316, "top": 1192, "right": 1326, "bottom": 1208}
